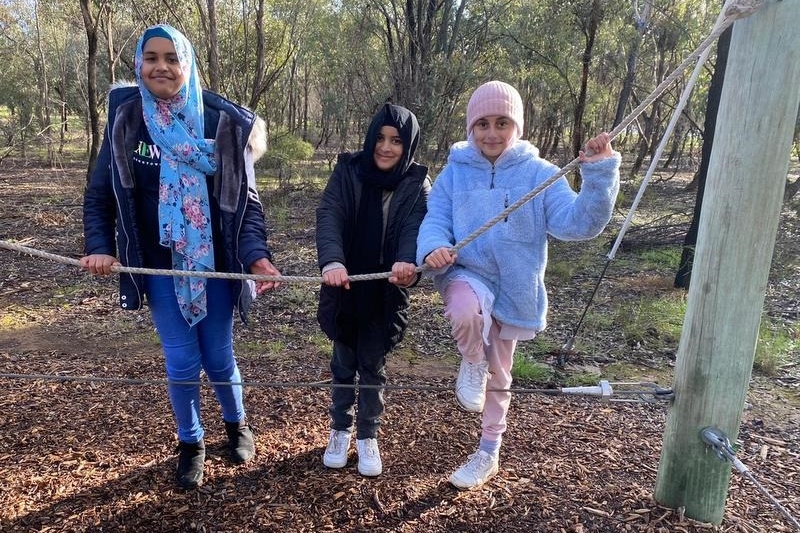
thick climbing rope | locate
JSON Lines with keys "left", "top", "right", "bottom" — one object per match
{"left": 0, "top": 1, "right": 762, "bottom": 286}
{"left": 0, "top": 240, "right": 376, "bottom": 282}
{"left": 447, "top": 0, "right": 761, "bottom": 255}
{"left": 559, "top": 0, "right": 753, "bottom": 358}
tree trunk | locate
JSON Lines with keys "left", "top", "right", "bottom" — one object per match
{"left": 571, "top": 0, "right": 604, "bottom": 164}
{"left": 206, "top": 0, "right": 220, "bottom": 92}
{"left": 34, "top": 1, "right": 55, "bottom": 167}
{"left": 786, "top": 175, "right": 800, "bottom": 201}
{"left": 786, "top": 111, "right": 800, "bottom": 201}
{"left": 661, "top": 119, "right": 685, "bottom": 169}
{"left": 249, "top": 0, "right": 267, "bottom": 110}
{"left": 674, "top": 24, "right": 732, "bottom": 289}
{"left": 613, "top": 0, "right": 651, "bottom": 128}
{"left": 80, "top": 0, "right": 101, "bottom": 180}
{"left": 302, "top": 61, "right": 309, "bottom": 142}
{"left": 103, "top": 4, "right": 115, "bottom": 85}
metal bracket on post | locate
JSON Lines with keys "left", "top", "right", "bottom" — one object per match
{"left": 701, "top": 427, "right": 733, "bottom": 459}
{"left": 700, "top": 426, "right": 748, "bottom": 472}
{"left": 700, "top": 426, "right": 800, "bottom": 530}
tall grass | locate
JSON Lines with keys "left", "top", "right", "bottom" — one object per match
{"left": 755, "top": 320, "right": 799, "bottom": 375}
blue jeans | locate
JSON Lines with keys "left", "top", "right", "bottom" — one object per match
{"left": 145, "top": 275, "right": 245, "bottom": 443}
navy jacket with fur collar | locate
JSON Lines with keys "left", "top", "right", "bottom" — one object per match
{"left": 83, "top": 85, "right": 272, "bottom": 322}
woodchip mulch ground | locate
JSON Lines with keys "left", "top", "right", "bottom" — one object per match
{"left": 0, "top": 158, "right": 798, "bottom": 532}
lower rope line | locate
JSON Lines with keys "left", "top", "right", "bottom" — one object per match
{"left": 0, "top": 372, "right": 673, "bottom": 403}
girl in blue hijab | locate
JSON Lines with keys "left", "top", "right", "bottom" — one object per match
{"left": 81, "top": 24, "right": 281, "bottom": 489}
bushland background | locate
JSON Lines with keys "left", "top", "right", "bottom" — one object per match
{"left": 1, "top": 1, "right": 798, "bottom": 531}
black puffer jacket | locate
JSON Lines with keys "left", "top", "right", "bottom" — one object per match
{"left": 316, "top": 152, "right": 430, "bottom": 351}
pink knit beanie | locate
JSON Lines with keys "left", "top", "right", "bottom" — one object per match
{"left": 466, "top": 80, "right": 524, "bottom": 136}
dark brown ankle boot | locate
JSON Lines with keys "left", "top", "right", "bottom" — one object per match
{"left": 225, "top": 421, "right": 255, "bottom": 464}
{"left": 176, "top": 440, "right": 205, "bottom": 489}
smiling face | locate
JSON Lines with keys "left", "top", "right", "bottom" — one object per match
{"left": 373, "top": 125, "right": 404, "bottom": 171}
{"left": 471, "top": 115, "right": 516, "bottom": 163}
{"left": 139, "top": 37, "right": 186, "bottom": 99}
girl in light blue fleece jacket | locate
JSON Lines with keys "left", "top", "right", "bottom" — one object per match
{"left": 416, "top": 80, "right": 620, "bottom": 490}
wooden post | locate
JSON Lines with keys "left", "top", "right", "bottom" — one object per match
{"left": 654, "top": 0, "right": 800, "bottom": 524}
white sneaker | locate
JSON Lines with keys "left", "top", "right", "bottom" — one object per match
{"left": 356, "top": 438, "right": 382, "bottom": 477}
{"left": 456, "top": 359, "right": 490, "bottom": 412}
{"left": 323, "top": 429, "right": 351, "bottom": 468}
{"left": 449, "top": 450, "right": 499, "bottom": 490}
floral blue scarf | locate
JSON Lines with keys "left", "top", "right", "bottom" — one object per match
{"left": 135, "top": 24, "right": 217, "bottom": 326}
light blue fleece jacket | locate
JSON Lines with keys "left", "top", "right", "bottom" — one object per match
{"left": 416, "top": 139, "right": 620, "bottom": 332}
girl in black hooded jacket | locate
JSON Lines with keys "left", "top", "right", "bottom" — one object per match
{"left": 315, "top": 103, "right": 430, "bottom": 477}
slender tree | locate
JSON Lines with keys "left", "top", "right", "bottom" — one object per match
{"left": 79, "top": 0, "right": 103, "bottom": 178}
{"left": 674, "top": 24, "right": 732, "bottom": 289}
{"left": 571, "top": 0, "right": 605, "bottom": 164}
{"left": 195, "top": 0, "right": 220, "bottom": 92}
{"left": 613, "top": 0, "right": 651, "bottom": 127}
{"left": 33, "top": 1, "right": 55, "bottom": 167}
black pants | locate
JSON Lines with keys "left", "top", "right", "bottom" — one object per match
{"left": 329, "top": 321, "right": 387, "bottom": 440}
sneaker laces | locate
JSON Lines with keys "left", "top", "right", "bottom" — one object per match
{"left": 327, "top": 431, "right": 347, "bottom": 454}
{"left": 464, "top": 452, "right": 491, "bottom": 474}
{"left": 361, "top": 439, "right": 379, "bottom": 459}
{"left": 466, "top": 361, "right": 488, "bottom": 387}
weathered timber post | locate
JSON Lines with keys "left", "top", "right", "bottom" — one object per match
{"left": 654, "top": 0, "right": 800, "bottom": 524}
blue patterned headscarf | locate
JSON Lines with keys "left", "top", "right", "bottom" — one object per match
{"left": 135, "top": 24, "right": 216, "bottom": 327}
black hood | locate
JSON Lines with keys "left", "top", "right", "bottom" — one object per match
{"left": 359, "top": 103, "right": 420, "bottom": 188}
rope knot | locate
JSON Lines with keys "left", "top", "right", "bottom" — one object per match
{"left": 724, "top": 0, "right": 763, "bottom": 20}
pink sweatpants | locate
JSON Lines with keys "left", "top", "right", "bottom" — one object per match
{"left": 443, "top": 280, "right": 517, "bottom": 442}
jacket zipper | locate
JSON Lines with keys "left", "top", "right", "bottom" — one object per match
{"left": 110, "top": 117, "right": 142, "bottom": 306}
{"left": 391, "top": 174, "right": 425, "bottom": 254}
{"left": 234, "top": 113, "right": 259, "bottom": 314}
{"left": 489, "top": 164, "right": 508, "bottom": 222}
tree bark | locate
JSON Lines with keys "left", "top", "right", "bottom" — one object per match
{"left": 34, "top": 1, "right": 55, "bottom": 167}
{"left": 571, "top": 0, "right": 603, "bottom": 163}
{"left": 80, "top": 0, "right": 101, "bottom": 180}
{"left": 102, "top": 4, "right": 115, "bottom": 85}
{"left": 206, "top": 0, "right": 220, "bottom": 92}
{"left": 674, "top": 24, "right": 732, "bottom": 289}
{"left": 613, "top": 0, "right": 651, "bottom": 128}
